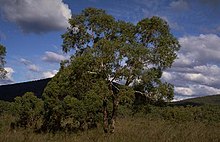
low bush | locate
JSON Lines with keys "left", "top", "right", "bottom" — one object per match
{"left": 14, "top": 92, "right": 43, "bottom": 129}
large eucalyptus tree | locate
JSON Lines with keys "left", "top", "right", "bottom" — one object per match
{"left": 43, "top": 8, "right": 180, "bottom": 133}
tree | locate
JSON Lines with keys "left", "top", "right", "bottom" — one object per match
{"left": 43, "top": 7, "right": 180, "bottom": 133}
{"left": 14, "top": 92, "right": 43, "bottom": 129}
{"left": 0, "top": 44, "right": 6, "bottom": 79}
{"left": 42, "top": 55, "right": 109, "bottom": 132}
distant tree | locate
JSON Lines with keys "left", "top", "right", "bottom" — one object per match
{"left": 0, "top": 44, "right": 6, "bottom": 79}
{"left": 14, "top": 92, "right": 43, "bottom": 129}
{"left": 43, "top": 8, "right": 180, "bottom": 133}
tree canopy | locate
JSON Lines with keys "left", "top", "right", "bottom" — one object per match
{"left": 42, "top": 7, "right": 180, "bottom": 133}
{"left": 61, "top": 7, "right": 180, "bottom": 102}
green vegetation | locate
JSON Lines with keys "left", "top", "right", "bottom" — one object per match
{"left": 173, "top": 94, "right": 220, "bottom": 106}
{"left": 2, "top": 7, "right": 220, "bottom": 142}
{"left": 14, "top": 92, "right": 43, "bottom": 129}
{"left": 42, "top": 7, "right": 180, "bottom": 133}
{"left": 1, "top": 100, "right": 220, "bottom": 141}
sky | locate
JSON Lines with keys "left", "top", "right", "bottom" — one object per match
{"left": 0, "top": 0, "right": 220, "bottom": 100}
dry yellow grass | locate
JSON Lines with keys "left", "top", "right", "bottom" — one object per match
{"left": 1, "top": 116, "right": 220, "bottom": 142}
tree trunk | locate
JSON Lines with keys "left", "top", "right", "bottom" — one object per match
{"left": 103, "top": 97, "right": 108, "bottom": 133}
{"left": 110, "top": 94, "right": 119, "bottom": 133}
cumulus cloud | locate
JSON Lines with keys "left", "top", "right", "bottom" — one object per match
{"left": 0, "top": 0, "right": 71, "bottom": 33}
{"left": 175, "top": 85, "right": 220, "bottom": 97}
{"left": 0, "top": 67, "right": 14, "bottom": 85}
{"left": 178, "top": 34, "right": 220, "bottom": 65}
{"left": 169, "top": 0, "right": 189, "bottom": 11}
{"left": 175, "top": 86, "right": 194, "bottom": 96}
{"left": 194, "top": 64, "right": 220, "bottom": 75}
{"left": 42, "top": 70, "right": 58, "bottom": 78}
{"left": 173, "top": 53, "right": 195, "bottom": 67}
{"left": 20, "top": 58, "right": 40, "bottom": 72}
{"left": 183, "top": 73, "right": 216, "bottom": 85}
{"left": 162, "top": 71, "right": 175, "bottom": 81}
{"left": 42, "top": 51, "right": 67, "bottom": 63}
{"left": 162, "top": 34, "right": 220, "bottom": 100}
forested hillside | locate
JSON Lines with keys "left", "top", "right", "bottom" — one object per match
{"left": 0, "top": 78, "right": 51, "bottom": 101}
{"left": 172, "top": 94, "right": 220, "bottom": 106}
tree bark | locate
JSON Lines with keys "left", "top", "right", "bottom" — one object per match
{"left": 110, "top": 93, "right": 119, "bottom": 133}
{"left": 103, "top": 97, "right": 108, "bottom": 133}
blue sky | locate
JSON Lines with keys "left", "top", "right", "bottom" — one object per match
{"left": 0, "top": 0, "right": 220, "bottom": 100}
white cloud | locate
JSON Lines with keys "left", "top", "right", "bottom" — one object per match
{"left": 183, "top": 73, "right": 216, "bottom": 85}
{"left": 163, "top": 34, "right": 220, "bottom": 99}
{"left": 5, "top": 67, "right": 14, "bottom": 81}
{"left": 169, "top": 0, "right": 189, "bottom": 11}
{"left": 0, "top": 67, "right": 14, "bottom": 85}
{"left": 173, "top": 53, "right": 194, "bottom": 67}
{"left": 162, "top": 71, "right": 174, "bottom": 81}
{"left": 178, "top": 34, "right": 220, "bottom": 65}
{"left": 172, "top": 34, "right": 220, "bottom": 68}
{"left": 175, "top": 85, "right": 220, "bottom": 97}
{"left": 175, "top": 87, "right": 194, "bottom": 96}
{"left": 42, "top": 70, "right": 58, "bottom": 78}
{"left": 20, "top": 58, "right": 40, "bottom": 72}
{"left": 194, "top": 64, "right": 220, "bottom": 75}
{"left": 20, "top": 58, "right": 31, "bottom": 65}
{"left": 42, "top": 51, "right": 67, "bottom": 63}
{"left": 28, "top": 64, "right": 40, "bottom": 72}
{"left": 0, "top": 0, "right": 71, "bottom": 33}
{"left": 160, "top": 16, "right": 184, "bottom": 31}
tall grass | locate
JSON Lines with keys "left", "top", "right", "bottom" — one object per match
{"left": 1, "top": 115, "right": 220, "bottom": 142}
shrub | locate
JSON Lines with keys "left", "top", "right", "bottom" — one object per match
{"left": 14, "top": 92, "right": 43, "bottom": 128}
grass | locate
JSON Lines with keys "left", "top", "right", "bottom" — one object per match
{"left": 1, "top": 115, "right": 220, "bottom": 142}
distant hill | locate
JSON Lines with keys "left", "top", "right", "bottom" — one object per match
{"left": 172, "top": 94, "right": 220, "bottom": 106}
{"left": 0, "top": 78, "right": 51, "bottom": 101}
{"left": 1, "top": 77, "right": 220, "bottom": 106}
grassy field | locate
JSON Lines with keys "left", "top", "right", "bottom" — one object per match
{"left": 1, "top": 114, "right": 220, "bottom": 142}
{"left": 1, "top": 94, "right": 220, "bottom": 142}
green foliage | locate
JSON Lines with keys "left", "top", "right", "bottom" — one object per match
{"left": 134, "top": 105, "right": 220, "bottom": 123}
{"left": 61, "top": 7, "right": 180, "bottom": 102}
{"left": 42, "top": 61, "right": 109, "bottom": 132}
{"left": 1, "top": 100, "right": 220, "bottom": 141}
{"left": 14, "top": 92, "right": 43, "bottom": 128}
{"left": 0, "top": 100, "right": 13, "bottom": 115}
{"left": 43, "top": 7, "right": 180, "bottom": 133}
{"left": 173, "top": 94, "right": 220, "bottom": 106}
{"left": 62, "top": 8, "right": 180, "bottom": 101}
{"left": 0, "top": 44, "right": 6, "bottom": 79}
